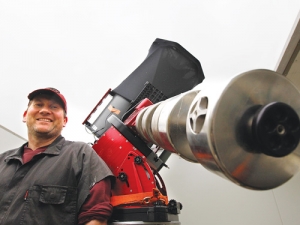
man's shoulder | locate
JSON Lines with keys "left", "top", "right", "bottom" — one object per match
{"left": 55, "top": 137, "right": 100, "bottom": 161}
{"left": 64, "top": 139, "right": 93, "bottom": 149}
{"left": 61, "top": 139, "right": 95, "bottom": 154}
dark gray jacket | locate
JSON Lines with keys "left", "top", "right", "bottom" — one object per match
{"left": 0, "top": 136, "right": 113, "bottom": 225}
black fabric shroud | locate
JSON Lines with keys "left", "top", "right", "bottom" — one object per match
{"left": 112, "top": 38, "right": 205, "bottom": 101}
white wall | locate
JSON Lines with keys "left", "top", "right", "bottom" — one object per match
{"left": 0, "top": 125, "right": 26, "bottom": 152}
{"left": 1, "top": 1, "right": 300, "bottom": 224}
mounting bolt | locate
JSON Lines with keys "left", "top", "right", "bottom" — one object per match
{"left": 118, "top": 172, "right": 127, "bottom": 182}
{"left": 134, "top": 156, "right": 143, "bottom": 164}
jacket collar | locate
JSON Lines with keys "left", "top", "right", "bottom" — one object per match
{"left": 43, "top": 135, "right": 65, "bottom": 155}
{"left": 4, "top": 135, "right": 65, "bottom": 163}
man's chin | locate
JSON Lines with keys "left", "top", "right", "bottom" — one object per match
{"left": 35, "top": 130, "right": 59, "bottom": 139}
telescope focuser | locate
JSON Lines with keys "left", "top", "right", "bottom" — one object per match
{"left": 239, "top": 102, "right": 300, "bottom": 157}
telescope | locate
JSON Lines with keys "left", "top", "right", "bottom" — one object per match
{"left": 83, "top": 39, "right": 300, "bottom": 225}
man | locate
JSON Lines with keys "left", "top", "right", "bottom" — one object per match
{"left": 0, "top": 88, "right": 114, "bottom": 225}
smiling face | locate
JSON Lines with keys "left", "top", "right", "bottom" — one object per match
{"left": 23, "top": 94, "right": 68, "bottom": 140}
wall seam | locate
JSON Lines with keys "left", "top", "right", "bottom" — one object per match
{"left": 272, "top": 190, "right": 284, "bottom": 225}
{"left": 0, "top": 124, "right": 27, "bottom": 141}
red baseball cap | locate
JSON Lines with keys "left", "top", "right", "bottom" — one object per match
{"left": 28, "top": 87, "right": 67, "bottom": 113}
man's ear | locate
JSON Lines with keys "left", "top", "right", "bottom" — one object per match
{"left": 63, "top": 116, "right": 68, "bottom": 127}
{"left": 22, "top": 111, "right": 27, "bottom": 123}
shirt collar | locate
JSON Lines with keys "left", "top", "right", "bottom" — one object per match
{"left": 4, "top": 135, "right": 65, "bottom": 163}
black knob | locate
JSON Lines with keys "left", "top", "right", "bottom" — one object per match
{"left": 238, "top": 102, "right": 300, "bottom": 157}
{"left": 253, "top": 102, "right": 300, "bottom": 157}
{"left": 168, "top": 199, "right": 178, "bottom": 212}
{"left": 168, "top": 199, "right": 183, "bottom": 214}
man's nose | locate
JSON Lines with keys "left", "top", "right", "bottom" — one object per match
{"left": 39, "top": 106, "right": 51, "bottom": 114}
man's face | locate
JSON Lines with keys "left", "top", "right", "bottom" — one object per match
{"left": 23, "top": 95, "right": 68, "bottom": 140}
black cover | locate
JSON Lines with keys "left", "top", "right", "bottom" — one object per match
{"left": 112, "top": 38, "right": 205, "bottom": 101}
{"left": 111, "top": 206, "right": 170, "bottom": 222}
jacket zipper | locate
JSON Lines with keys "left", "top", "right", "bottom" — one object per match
{"left": 24, "top": 190, "right": 29, "bottom": 200}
